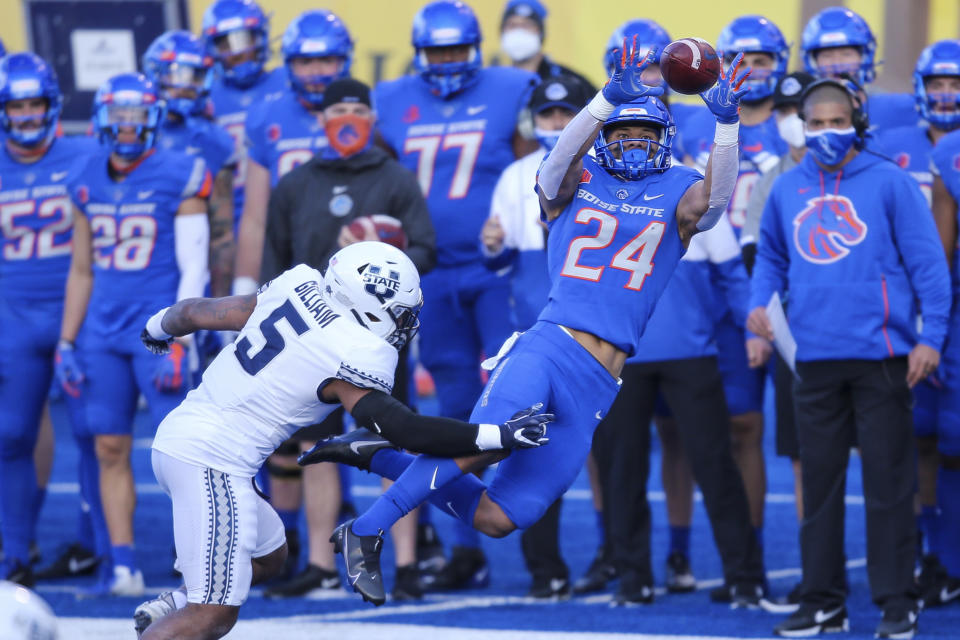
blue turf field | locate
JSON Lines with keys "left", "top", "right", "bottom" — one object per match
{"left": 37, "top": 396, "right": 960, "bottom": 639}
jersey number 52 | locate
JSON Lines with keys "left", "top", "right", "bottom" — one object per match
{"left": 561, "top": 208, "right": 666, "bottom": 291}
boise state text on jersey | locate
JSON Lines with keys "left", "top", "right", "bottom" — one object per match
{"left": 375, "top": 66, "right": 537, "bottom": 267}
{"left": 245, "top": 90, "right": 328, "bottom": 187}
{"left": 0, "top": 136, "right": 100, "bottom": 300}
{"left": 68, "top": 147, "right": 212, "bottom": 335}
{"left": 158, "top": 115, "right": 236, "bottom": 177}
{"left": 539, "top": 154, "right": 703, "bottom": 356}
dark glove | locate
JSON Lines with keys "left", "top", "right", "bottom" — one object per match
{"left": 498, "top": 402, "right": 553, "bottom": 449}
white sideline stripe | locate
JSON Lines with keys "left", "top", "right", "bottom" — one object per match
{"left": 58, "top": 620, "right": 781, "bottom": 640}
{"left": 44, "top": 482, "right": 867, "bottom": 505}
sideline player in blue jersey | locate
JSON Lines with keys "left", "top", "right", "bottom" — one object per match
{"left": 233, "top": 9, "right": 352, "bottom": 295}
{"left": 305, "top": 39, "right": 753, "bottom": 606}
{"left": 683, "top": 18, "right": 790, "bottom": 575}
{"left": 373, "top": 0, "right": 539, "bottom": 588}
{"left": 203, "top": 0, "right": 286, "bottom": 235}
{"left": 801, "top": 6, "right": 917, "bottom": 133}
{"left": 0, "top": 52, "right": 108, "bottom": 587}
{"left": 143, "top": 30, "right": 236, "bottom": 298}
{"left": 55, "top": 73, "right": 213, "bottom": 596}
{"left": 874, "top": 40, "right": 960, "bottom": 609}
{"left": 929, "top": 119, "right": 960, "bottom": 608}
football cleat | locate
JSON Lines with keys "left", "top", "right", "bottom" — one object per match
{"left": 298, "top": 428, "right": 397, "bottom": 471}
{"left": 134, "top": 589, "right": 180, "bottom": 638}
{"left": 760, "top": 582, "right": 802, "bottom": 614}
{"left": 416, "top": 521, "right": 447, "bottom": 575}
{"left": 611, "top": 583, "right": 654, "bottom": 606}
{"left": 665, "top": 551, "right": 696, "bottom": 593}
{"left": 573, "top": 546, "right": 616, "bottom": 594}
{"left": 731, "top": 582, "right": 764, "bottom": 609}
{"left": 79, "top": 565, "right": 145, "bottom": 598}
{"left": 35, "top": 543, "right": 99, "bottom": 579}
{"left": 330, "top": 519, "right": 385, "bottom": 606}
{"left": 773, "top": 604, "right": 849, "bottom": 637}
{"left": 917, "top": 554, "right": 960, "bottom": 608}
{"left": 263, "top": 564, "right": 342, "bottom": 599}
{"left": 528, "top": 575, "right": 572, "bottom": 600}
{"left": 424, "top": 546, "right": 490, "bottom": 591}
{"left": 392, "top": 564, "right": 424, "bottom": 601}
{"left": 875, "top": 602, "right": 919, "bottom": 639}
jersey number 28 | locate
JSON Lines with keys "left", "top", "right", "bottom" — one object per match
{"left": 235, "top": 299, "right": 311, "bottom": 375}
{"left": 561, "top": 208, "right": 666, "bottom": 291}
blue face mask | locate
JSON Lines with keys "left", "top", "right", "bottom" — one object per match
{"left": 804, "top": 126, "right": 858, "bottom": 165}
{"left": 534, "top": 127, "right": 561, "bottom": 151}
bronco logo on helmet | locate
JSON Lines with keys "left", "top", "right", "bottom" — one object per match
{"left": 793, "top": 194, "right": 868, "bottom": 264}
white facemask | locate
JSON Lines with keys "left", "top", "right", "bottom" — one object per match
{"left": 500, "top": 29, "right": 541, "bottom": 63}
{"left": 776, "top": 112, "right": 806, "bottom": 149}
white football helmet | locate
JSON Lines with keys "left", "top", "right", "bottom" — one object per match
{"left": 0, "top": 581, "right": 58, "bottom": 640}
{"left": 323, "top": 241, "right": 423, "bottom": 350}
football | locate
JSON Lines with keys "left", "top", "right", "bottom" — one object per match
{"left": 659, "top": 38, "right": 722, "bottom": 95}
{"left": 347, "top": 214, "right": 408, "bottom": 250}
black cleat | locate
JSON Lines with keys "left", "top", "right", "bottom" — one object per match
{"left": 528, "top": 576, "right": 572, "bottom": 600}
{"left": 2, "top": 560, "right": 35, "bottom": 588}
{"left": 392, "top": 564, "right": 424, "bottom": 601}
{"left": 35, "top": 543, "right": 99, "bottom": 580}
{"left": 761, "top": 582, "right": 802, "bottom": 614}
{"left": 917, "top": 554, "right": 960, "bottom": 608}
{"left": 263, "top": 564, "right": 342, "bottom": 598}
{"left": 416, "top": 522, "right": 447, "bottom": 576}
{"left": 875, "top": 602, "right": 919, "bottom": 639}
{"left": 424, "top": 546, "right": 490, "bottom": 591}
{"left": 331, "top": 519, "right": 385, "bottom": 606}
{"left": 573, "top": 546, "right": 616, "bottom": 595}
{"left": 665, "top": 551, "right": 696, "bottom": 593}
{"left": 299, "top": 428, "right": 397, "bottom": 470}
{"left": 773, "top": 604, "right": 849, "bottom": 637}
{"left": 611, "top": 583, "right": 654, "bottom": 606}
{"left": 731, "top": 582, "right": 764, "bottom": 609}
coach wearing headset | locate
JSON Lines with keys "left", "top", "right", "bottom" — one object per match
{"left": 747, "top": 79, "right": 950, "bottom": 639}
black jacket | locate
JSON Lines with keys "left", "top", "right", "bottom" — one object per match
{"left": 261, "top": 146, "right": 436, "bottom": 281}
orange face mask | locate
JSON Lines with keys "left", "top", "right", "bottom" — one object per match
{"left": 324, "top": 113, "right": 372, "bottom": 157}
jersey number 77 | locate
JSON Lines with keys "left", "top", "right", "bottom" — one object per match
{"left": 561, "top": 208, "right": 666, "bottom": 291}
{"left": 404, "top": 132, "right": 483, "bottom": 199}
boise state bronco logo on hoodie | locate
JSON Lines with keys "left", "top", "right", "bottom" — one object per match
{"left": 793, "top": 194, "right": 868, "bottom": 264}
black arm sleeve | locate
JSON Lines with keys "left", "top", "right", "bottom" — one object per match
{"left": 351, "top": 390, "right": 483, "bottom": 457}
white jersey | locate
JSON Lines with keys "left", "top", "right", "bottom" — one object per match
{"left": 153, "top": 264, "right": 398, "bottom": 477}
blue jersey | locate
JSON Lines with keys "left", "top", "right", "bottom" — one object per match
{"left": 210, "top": 68, "right": 286, "bottom": 221}
{"left": 0, "top": 136, "right": 99, "bottom": 301}
{"left": 69, "top": 148, "right": 212, "bottom": 335}
{"left": 539, "top": 155, "right": 703, "bottom": 355}
{"left": 245, "top": 90, "right": 327, "bottom": 188}
{"left": 867, "top": 92, "right": 919, "bottom": 134}
{"left": 932, "top": 129, "right": 960, "bottom": 288}
{"left": 751, "top": 151, "right": 950, "bottom": 360}
{"left": 158, "top": 116, "right": 235, "bottom": 177}
{"left": 375, "top": 67, "right": 538, "bottom": 267}
{"left": 688, "top": 111, "right": 786, "bottom": 238}
{"left": 874, "top": 125, "right": 933, "bottom": 204}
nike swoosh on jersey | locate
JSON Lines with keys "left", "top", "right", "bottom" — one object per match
{"left": 185, "top": 146, "right": 202, "bottom": 155}
{"left": 430, "top": 466, "right": 439, "bottom": 490}
{"left": 467, "top": 105, "right": 487, "bottom": 115}
{"left": 51, "top": 171, "right": 69, "bottom": 181}
{"left": 643, "top": 193, "right": 664, "bottom": 201}
{"left": 333, "top": 185, "right": 349, "bottom": 194}
{"left": 137, "top": 190, "right": 154, "bottom": 200}
{"left": 813, "top": 607, "right": 843, "bottom": 624}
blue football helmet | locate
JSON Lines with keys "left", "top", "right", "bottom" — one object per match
{"left": 594, "top": 97, "right": 675, "bottom": 180}
{"left": 802, "top": 7, "right": 876, "bottom": 85}
{"left": 281, "top": 10, "right": 353, "bottom": 108}
{"left": 143, "top": 31, "right": 213, "bottom": 118}
{"left": 92, "top": 73, "right": 165, "bottom": 160}
{"left": 914, "top": 40, "right": 960, "bottom": 131}
{"left": 202, "top": 0, "right": 270, "bottom": 88}
{"left": 412, "top": 1, "right": 483, "bottom": 99}
{"left": 717, "top": 16, "right": 789, "bottom": 102}
{"left": 0, "top": 52, "right": 63, "bottom": 148}
{"left": 604, "top": 19, "right": 671, "bottom": 78}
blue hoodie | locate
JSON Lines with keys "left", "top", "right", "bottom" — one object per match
{"left": 751, "top": 150, "right": 951, "bottom": 361}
